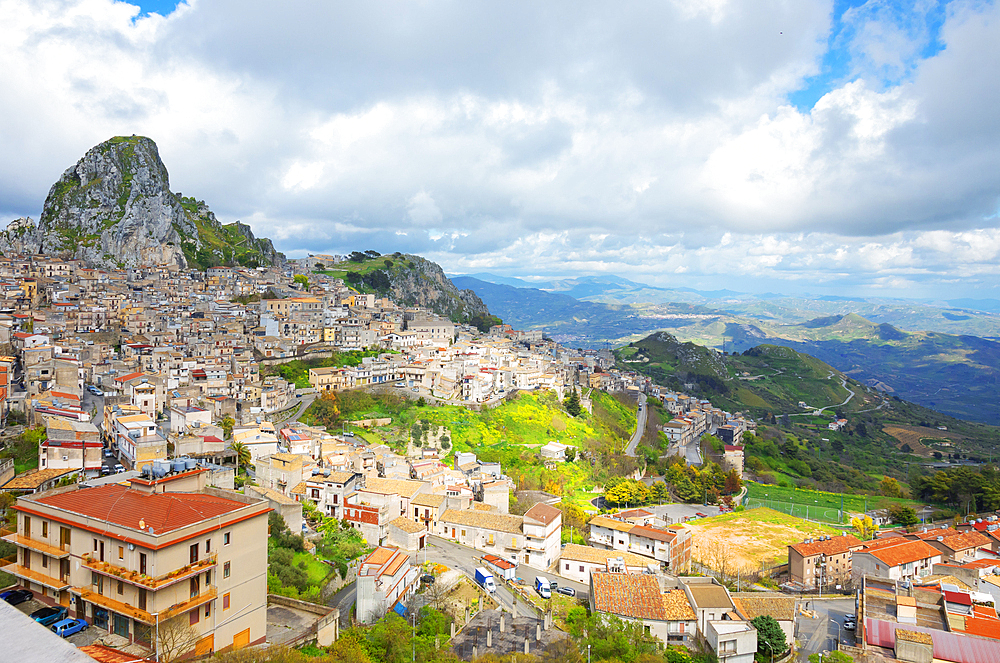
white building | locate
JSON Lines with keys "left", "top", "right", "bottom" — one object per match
{"left": 355, "top": 546, "right": 419, "bottom": 624}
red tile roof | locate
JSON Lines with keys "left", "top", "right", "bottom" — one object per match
{"left": 864, "top": 540, "right": 941, "bottom": 567}
{"left": 791, "top": 534, "right": 863, "bottom": 557}
{"left": 591, "top": 572, "right": 677, "bottom": 621}
{"left": 31, "top": 484, "right": 252, "bottom": 534}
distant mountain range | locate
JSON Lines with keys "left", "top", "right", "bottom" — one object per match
{"left": 456, "top": 272, "right": 1000, "bottom": 424}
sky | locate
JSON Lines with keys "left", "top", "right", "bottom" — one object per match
{"left": 2, "top": 0, "right": 1000, "bottom": 299}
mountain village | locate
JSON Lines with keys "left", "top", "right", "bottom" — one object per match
{"left": 1, "top": 253, "right": 999, "bottom": 663}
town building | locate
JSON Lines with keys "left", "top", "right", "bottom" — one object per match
{"left": 355, "top": 546, "right": 418, "bottom": 624}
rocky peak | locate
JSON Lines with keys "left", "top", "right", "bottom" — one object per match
{"left": 0, "top": 136, "right": 283, "bottom": 270}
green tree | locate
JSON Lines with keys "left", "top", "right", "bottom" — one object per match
{"left": 230, "top": 441, "right": 251, "bottom": 471}
{"left": 880, "top": 476, "right": 904, "bottom": 498}
{"left": 751, "top": 615, "right": 787, "bottom": 659}
{"left": 293, "top": 274, "right": 309, "bottom": 290}
{"left": 565, "top": 387, "right": 582, "bottom": 417}
{"left": 220, "top": 415, "right": 235, "bottom": 440}
{"left": 888, "top": 503, "right": 919, "bottom": 526}
{"left": 808, "top": 652, "right": 853, "bottom": 663}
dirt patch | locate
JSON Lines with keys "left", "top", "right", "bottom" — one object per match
{"left": 884, "top": 425, "right": 964, "bottom": 457}
{"left": 685, "top": 508, "right": 838, "bottom": 572}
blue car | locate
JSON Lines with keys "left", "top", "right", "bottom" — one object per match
{"left": 30, "top": 605, "right": 69, "bottom": 626}
{"left": 0, "top": 588, "right": 32, "bottom": 605}
{"left": 51, "top": 617, "right": 88, "bottom": 638}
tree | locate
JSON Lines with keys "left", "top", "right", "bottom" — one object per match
{"left": 808, "top": 652, "right": 853, "bottom": 663}
{"left": 565, "top": 446, "right": 577, "bottom": 462}
{"left": 230, "top": 441, "right": 251, "bottom": 472}
{"left": 880, "top": 476, "right": 904, "bottom": 498}
{"left": 311, "top": 391, "right": 342, "bottom": 427}
{"left": 888, "top": 503, "right": 919, "bottom": 526}
{"left": 751, "top": 615, "right": 787, "bottom": 659}
{"left": 851, "top": 514, "right": 878, "bottom": 540}
{"left": 220, "top": 415, "right": 235, "bottom": 439}
{"left": 564, "top": 387, "right": 582, "bottom": 417}
{"left": 416, "top": 397, "right": 426, "bottom": 407}
{"left": 156, "top": 616, "right": 200, "bottom": 663}
{"left": 293, "top": 274, "right": 309, "bottom": 290}
{"left": 724, "top": 468, "right": 742, "bottom": 495}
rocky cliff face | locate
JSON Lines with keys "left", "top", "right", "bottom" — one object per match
{"left": 388, "top": 255, "right": 490, "bottom": 322}
{"left": 0, "top": 136, "right": 283, "bottom": 270}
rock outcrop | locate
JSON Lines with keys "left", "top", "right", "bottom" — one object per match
{"left": 387, "top": 254, "right": 491, "bottom": 322}
{"left": 0, "top": 136, "right": 283, "bottom": 270}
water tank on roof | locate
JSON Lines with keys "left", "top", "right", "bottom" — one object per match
{"left": 152, "top": 460, "right": 170, "bottom": 478}
{"left": 323, "top": 469, "right": 330, "bottom": 477}
{"left": 184, "top": 457, "right": 197, "bottom": 470}
{"left": 141, "top": 464, "right": 153, "bottom": 478}
{"left": 171, "top": 459, "right": 187, "bottom": 473}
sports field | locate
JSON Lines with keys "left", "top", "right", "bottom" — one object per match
{"left": 744, "top": 482, "right": 927, "bottom": 524}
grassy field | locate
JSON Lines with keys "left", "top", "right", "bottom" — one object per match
{"left": 686, "top": 507, "right": 840, "bottom": 570}
{"left": 745, "top": 482, "right": 928, "bottom": 523}
{"left": 292, "top": 550, "right": 333, "bottom": 586}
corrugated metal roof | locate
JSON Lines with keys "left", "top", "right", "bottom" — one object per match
{"left": 866, "top": 618, "right": 1000, "bottom": 663}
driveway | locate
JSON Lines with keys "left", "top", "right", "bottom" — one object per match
{"left": 13, "top": 597, "right": 103, "bottom": 647}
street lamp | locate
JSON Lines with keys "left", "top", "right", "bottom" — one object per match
{"left": 588, "top": 644, "right": 591, "bottom": 663}
{"left": 762, "top": 640, "right": 776, "bottom": 663}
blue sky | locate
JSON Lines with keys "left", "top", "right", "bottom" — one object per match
{"left": 133, "top": 0, "right": 180, "bottom": 17}
{"left": 3, "top": 0, "right": 1000, "bottom": 299}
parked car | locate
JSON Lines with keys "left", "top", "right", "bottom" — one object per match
{"left": 556, "top": 586, "right": 576, "bottom": 597}
{"left": 103, "top": 449, "right": 113, "bottom": 458}
{"left": 114, "top": 464, "right": 125, "bottom": 473}
{"left": 421, "top": 574, "right": 436, "bottom": 585}
{"left": 549, "top": 579, "right": 558, "bottom": 590}
{"left": 0, "top": 588, "right": 32, "bottom": 605}
{"left": 51, "top": 617, "right": 88, "bottom": 638}
{"left": 100, "top": 466, "right": 112, "bottom": 476}
{"left": 30, "top": 606, "right": 68, "bottom": 626}
{"left": 844, "top": 615, "right": 857, "bottom": 631}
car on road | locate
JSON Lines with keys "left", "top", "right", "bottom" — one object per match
{"left": 844, "top": 615, "right": 856, "bottom": 631}
{"left": 556, "top": 586, "right": 576, "bottom": 597}
{"left": 51, "top": 617, "right": 88, "bottom": 638}
{"left": 1, "top": 588, "right": 32, "bottom": 605}
{"left": 30, "top": 606, "right": 69, "bottom": 626}
{"left": 343, "top": 432, "right": 354, "bottom": 437}
{"left": 100, "top": 466, "right": 112, "bottom": 476}
{"left": 103, "top": 449, "right": 113, "bottom": 458}
{"left": 549, "top": 579, "right": 558, "bottom": 590}
{"left": 87, "top": 386, "right": 102, "bottom": 396}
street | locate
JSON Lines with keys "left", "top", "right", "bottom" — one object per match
{"left": 795, "top": 598, "right": 856, "bottom": 661}
{"left": 624, "top": 392, "right": 647, "bottom": 457}
{"left": 423, "top": 536, "right": 589, "bottom": 618}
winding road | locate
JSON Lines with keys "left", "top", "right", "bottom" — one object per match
{"left": 624, "top": 392, "right": 648, "bottom": 457}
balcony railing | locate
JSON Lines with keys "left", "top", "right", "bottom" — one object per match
{"left": 81, "top": 552, "right": 217, "bottom": 590}
{"left": 1, "top": 532, "right": 71, "bottom": 559}
{"left": 0, "top": 560, "right": 70, "bottom": 592}
{"left": 79, "top": 588, "right": 154, "bottom": 625}
{"left": 160, "top": 586, "right": 217, "bottom": 621}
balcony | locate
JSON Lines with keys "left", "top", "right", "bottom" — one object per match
{"left": 82, "top": 552, "right": 217, "bottom": 590}
{"left": 160, "top": 586, "right": 217, "bottom": 621}
{"left": 79, "top": 588, "right": 154, "bottom": 625}
{"left": 1, "top": 532, "right": 71, "bottom": 559}
{"left": 0, "top": 560, "right": 70, "bottom": 592}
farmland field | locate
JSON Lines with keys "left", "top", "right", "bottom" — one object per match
{"left": 745, "top": 482, "right": 928, "bottom": 524}
{"left": 686, "top": 507, "right": 839, "bottom": 571}
{"left": 883, "top": 425, "right": 965, "bottom": 457}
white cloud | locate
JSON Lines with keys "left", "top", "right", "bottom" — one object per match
{"left": 1, "top": 0, "right": 1000, "bottom": 296}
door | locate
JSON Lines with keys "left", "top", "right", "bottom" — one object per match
{"left": 99, "top": 541, "right": 105, "bottom": 562}
{"left": 113, "top": 613, "right": 129, "bottom": 638}
{"left": 195, "top": 634, "right": 214, "bottom": 656}
{"left": 233, "top": 628, "right": 250, "bottom": 649}
{"left": 59, "top": 590, "right": 70, "bottom": 607}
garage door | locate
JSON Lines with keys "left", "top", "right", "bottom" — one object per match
{"left": 233, "top": 628, "right": 250, "bottom": 649}
{"left": 195, "top": 634, "right": 214, "bottom": 656}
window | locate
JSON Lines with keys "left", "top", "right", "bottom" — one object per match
{"left": 119, "top": 546, "right": 124, "bottom": 560}
{"left": 23, "top": 515, "right": 30, "bottom": 537}
{"left": 41, "top": 555, "right": 47, "bottom": 569}
{"left": 224, "top": 532, "right": 231, "bottom": 546}
{"left": 720, "top": 640, "right": 736, "bottom": 654}
{"left": 190, "top": 542, "right": 199, "bottom": 564}
{"left": 564, "top": 563, "right": 569, "bottom": 570}
{"left": 93, "top": 539, "right": 98, "bottom": 552}
{"left": 579, "top": 565, "right": 585, "bottom": 572}
{"left": 118, "top": 580, "right": 124, "bottom": 595}
{"left": 205, "top": 602, "right": 211, "bottom": 618}
{"left": 224, "top": 562, "right": 231, "bottom": 579}
{"left": 41, "top": 522, "right": 48, "bottom": 538}
{"left": 223, "top": 593, "right": 231, "bottom": 610}
{"left": 190, "top": 609, "right": 199, "bottom": 626}
{"left": 206, "top": 539, "right": 212, "bottom": 554}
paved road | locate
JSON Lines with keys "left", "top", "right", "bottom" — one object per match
{"left": 796, "top": 597, "right": 857, "bottom": 661}
{"left": 327, "top": 581, "right": 357, "bottom": 627}
{"left": 425, "top": 536, "right": 589, "bottom": 618}
{"left": 625, "top": 393, "right": 648, "bottom": 457}
{"left": 287, "top": 394, "right": 318, "bottom": 423}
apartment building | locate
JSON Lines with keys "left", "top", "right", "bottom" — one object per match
{"left": 108, "top": 413, "right": 167, "bottom": 470}
{"left": 1, "top": 468, "right": 270, "bottom": 657}
{"left": 589, "top": 571, "right": 697, "bottom": 645}
{"left": 588, "top": 514, "right": 692, "bottom": 572}
{"left": 852, "top": 539, "right": 943, "bottom": 583}
{"left": 523, "top": 503, "right": 562, "bottom": 571}
{"left": 38, "top": 418, "right": 103, "bottom": 476}
{"left": 788, "top": 534, "right": 864, "bottom": 590}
